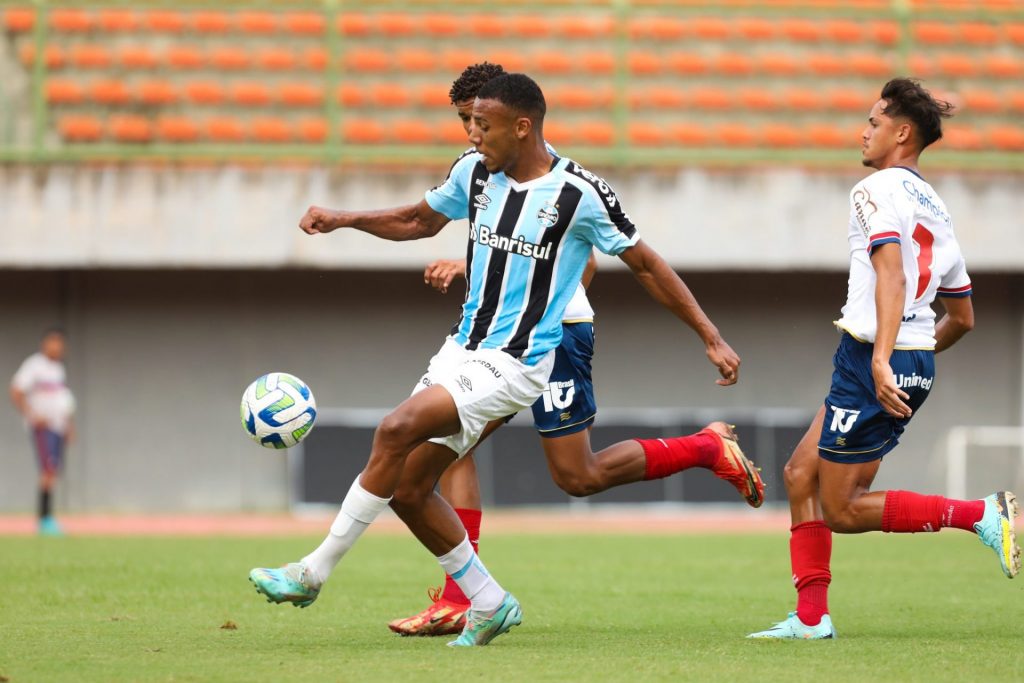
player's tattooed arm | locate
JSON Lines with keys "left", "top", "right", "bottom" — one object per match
{"left": 424, "top": 259, "right": 466, "bottom": 294}
{"left": 869, "top": 242, "right": 913, "bottom": 418}
{"left": 618, "top": 240, "right": 740, "bottom": 386}
{"left": 299, "top": 199, "right": 450, "bottom": 241}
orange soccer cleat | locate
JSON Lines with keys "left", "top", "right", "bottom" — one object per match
{"left": 388, "top": 587, "right": 469, "bottom": 637}
{"left": 704, "top": 422, "right": 766, "bottom": 508}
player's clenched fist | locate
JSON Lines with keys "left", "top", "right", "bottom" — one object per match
{"left": 706, "top": 338, "right": 741, "bottom": 386}
{"left": 299, "top": 206, "right": 343, "bottom": 235}
{"left": 424, "top": 259, "right": 466, "bottom": 294}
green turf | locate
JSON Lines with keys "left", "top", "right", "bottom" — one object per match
{"left": 1, "top": 530, "right": 1022, "bottom": 682}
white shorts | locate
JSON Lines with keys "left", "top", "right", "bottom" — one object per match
{"left": 411, "top": 338, "right": 555, "bottom": 458}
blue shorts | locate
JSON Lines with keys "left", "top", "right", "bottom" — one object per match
{"left": 818, "top": 334, "right": 935, "bottom": 464}
{"left": 32, "top": 428, "right": 65, "bottom": 475}
{"left": 531, "top": 322, "right": 597, "bottom": 437}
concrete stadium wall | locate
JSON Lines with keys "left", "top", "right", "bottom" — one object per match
{"left": 0, "top": 269, "right": 1021, "bottom": 513}
{"left": 0, "top": 165, "right": 1022, "bottom": 271}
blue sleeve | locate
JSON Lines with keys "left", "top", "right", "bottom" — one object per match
{"left": 424, "top": 153, "right": 476, "bottom": 221}
{"left": 575, "top": 183, "right": 639, "bottom": 256}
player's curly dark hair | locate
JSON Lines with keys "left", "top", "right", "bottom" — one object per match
{"left": 880, "top": 78, "right": 953, "bottom": 150}
{"left": 448, "top": 62, "right": 506, "bottom": 105}
{"left": 475, "top": 73, "right": 546, "bottom": 121}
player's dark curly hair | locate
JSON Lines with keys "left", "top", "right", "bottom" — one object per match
{"left": 475, "top": 73, "right": 546, "bottom": 121}
{"left": 880, "top": 78, "right": 953, "bottom": 150}
{"left": 448, "top": 62, "right": 506, "bottom": 105}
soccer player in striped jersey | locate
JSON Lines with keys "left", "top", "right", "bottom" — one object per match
{"left": 748, "top": 78, "right": 1019, "bottom": 641}
{"left": 388, "top": 63, "right": 765, "bottom": 638}
{"left": 251, "top": 73, "right": 745, "bottom": 647}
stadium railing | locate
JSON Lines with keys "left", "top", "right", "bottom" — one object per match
{"left": 1, "top": 0, "right": 1022, "bottom": 169}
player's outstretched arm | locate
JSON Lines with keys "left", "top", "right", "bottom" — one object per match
{"left": 618, "top": 240, "right": 740, "bottom": 386}
{"left": 870, "top": 242, "right": 913, "bottom": 418}
{"left": 934, "top": 295, "right": 974, "bottom": 353}
{"left": 299, "top": 199, "right": 450, "bottom": 241}
{"left": 423, "top": 259, "right": 466, "bottom": 294}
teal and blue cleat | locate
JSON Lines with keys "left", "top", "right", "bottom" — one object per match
{"left": 447, "top": 593, "right": 522, "bottom": 647}
{"left": 249, "top": 562, "right": 321, "bottom": 608}
{"left": 974, "top": 491, "right": 1021, "bottom": 579}
{"left": 38, "top": 516, "right": 63, "bottom": 537}
{"left": 747, "top": 612, "right": 836, "bottom": 640}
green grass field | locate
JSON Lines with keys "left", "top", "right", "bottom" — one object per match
{"left": 2, "top": 530, "right": 1022, "bottom": 682}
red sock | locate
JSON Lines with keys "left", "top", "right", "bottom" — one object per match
{"left": 440, "top": 508, "right": 482, "bottom": 605}
{"left": 791, "top": 521, "right": 832, "bottom": 627}
{"left": 881, "top": 490, "right": 985, "bottom": 533}
{"left": 635, "top": 431, "right": 719, "bottom": 480}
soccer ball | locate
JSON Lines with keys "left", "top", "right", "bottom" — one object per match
{"left": 240, "top": 372, "right": 317, "bottom": 449}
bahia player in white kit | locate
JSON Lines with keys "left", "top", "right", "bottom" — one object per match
{"left": 749, "top": 78, "right": 1020, "bottom": 641}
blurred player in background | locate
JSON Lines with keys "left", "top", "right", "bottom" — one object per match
{"left": 748, "top": 78, "right": 1019, "bottom": 640}
{"left": 388, "top": 63, "right": 765, "bottom": 638}
{"left": 251, "top": 73, "right": 745, "bottom": 647}
{"left": 10, "top": 327, "right": 76, "bottom": 536}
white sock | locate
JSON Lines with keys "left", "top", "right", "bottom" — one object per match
{"left": 301, "top": 476, "right": 390, "bottom": 587}
{"left": 437, "top": 536, "right": 506, "bottom": 613}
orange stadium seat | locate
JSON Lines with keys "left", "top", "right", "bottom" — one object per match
{"left": 440, "top": 121, "right": 469, "bottom": 145}
{"left": 807, "top": 52, "right": 846, "bottom": 76}
{"left": 781, "top": 18, "right": 822, "bottom": 42}
{"left": 1008, "top": 24, "right": 1024, "bottom": 45}
{"left": 337, "top": 14, "right": 371, "bottom": 36}
{"left": 210, "top": 47, "right": 250, "bottom": 70}
{"left": 984, "top": 55, "right": 1022, "bottom": 79}
{"left": 90, "top": 79, "right": 131, "bottom": 105}
{"left": 669, "top": 122, "right": 710, "bottom": 146}
{"left": 550, "top": 85, "right": 599, "bottom": 110}
{"left": 71, "top": 44, "right": 112, "bottom": 69}
{"left": 423, "top": 14, "right": 460, "bottom": 37}
{"left": 715, "top": 123, "right": 756, "bottom": 147}
{"left": 509, "top": 15, "right": 549, "bottom": 38}
{"left": 144, "top": 10, "right": 186, "bottom": 33}
{"left": 231, "top": 82, "right": 272, "bottom": 107}
{"left": 343, "top": 118, "right": 385, "bottom": 143}
{"left": 184, "top": 81, "right": 225, "bottom": 105}
{"left": 868, "top": 21, "right": 900, "bottom": 45}
{"left": 19, "top": 44, "right": 65, "bottom": 69}
{"left": 691, "top": 16, "right": 730, "bottom": 40}
{"left": 579, "top": 51, "right": 615, "bottom": 75}
{"left": 1007, "top": 90, "right": 1024, "bottom": 114}
{"left": 646, "top": 86, "right": 687, "bottom": 109}
{"left": 156, "top": 116, "right": 200, "bottom": 142}
{"left": 337, "top": 84, "right": 365, "bottom": 108}
{"left": 377, "top": 13, "right": 416, "bottom": 37}
{"left": 628, "top": 51, "right": 662, "bottom": 76}
{"left": 543, "top": 121, "right": 573, "bottom": 146}
{"left": 908, "top": 54, "right": 933, "bottom": 77}
{"left": 781, "top": 87, "right": 824, "bottom": 111}
{"left": 937, "top": 53, "right": 976, "bottom": 78}
{"left": 914, "top": 22, "right": 956, "bottom": 45}
{"left": 940, "top": 125, "right": 983, "bottom": 150}
{"left": 251, "top": 117, "right": 291, "bottom": 143}
{"left": 97, "top": 9, "right": 138, "bottom": 32}
{"left": 296, "top": 117, "right": 328, "bottom": 143}
{"left": 628, "top": 122, "right": 664, "bottom": 146}
{"left": 167, "top": 46, "right": 205, "bottom": 70}
{"left": 394, "top": 119, "right": 434, "bottom": 144}
{"left": 370, "top": 83, "right": 410, "bottom": 108}
{"left": 848, "top": 53, "right": 891, "bottom": 77}
{"left": 737, "top": 87, "right": 778, "bottom": 111}
{"left": 346, "top": 49, "right": 390, "bottom": 72}
{"left": 137, "top": 79, "right": 178, "bottom": 106}
{"left": 824, "top": 19, "right": 864, "bottom": 43}
{"left": 237, "top": 12, "right": 277, "bottom": 34}
{"left": 395, "top": 49, "right": 436, "bottom": 72}
{"left": 759, "top": 52, "right": 802, "bottom": 76}
{"left": 45, "top": 79, "right": 85, "bottom": 105}
{"left": 960, "top": 89, "right": 1001, "bottom": 113}
{"left": 4, "top": 7, "right": 34, "bottom": 32}
{"left": 555, "top": 15, "right": 614, "bottom": 39}
{"left": 206, "top": 116, "right": 246, "bottom": 142}
{"left": 535, "top": 51, "right": 574, "bottom": 74}
{"left": 417, "top": 83, "right": 451, "bottom": 108}
{"left": 827, "top": 87, "right": 869, "bottom": 112}
{"left": 578, "top": 121, "right": 615, "bottom": 146}
{"left": 468, "top": 14, "right": 506, "bottom": 38}
{"left": 58, "top": 115, "right": 103, "bottom": 142}
{"left": 988, "top": 125, "right": 1024, "bottom": 151}
{"left": 649, "top": 17, "right": 688, "bottom": 41}
{"left": 257, "top": 48, "right": 298, "bottom": 71}
{"left": 284, "top": 12, "right": 325, "bottom": 36}
{"left": 119, "top": 45, "right": 159, "bottom": 70}
{"left": 280, "top": 83, "right": 324, "bottom": 107}
{"left": 192, "top": 11, "right": 230, "bottom": 34}
{"left": 50, "top": 8, "right": 92, "bottom": 32}
{"left": 690, "top": 86, "right": 733, "bottom": 110}
{"left": 109, "top": 115, "right": 153, "bottom": 143}
{"left": 762, "top": 123, "right": 801, "bottom": 148}
{"left": 666, "top": 52, "right": 710, "bottom": 75}
{"left": 301, "top": 47, "right": 328, "bottom": 71}
{"left": 715, "top": 52, "right": 754, "bottom": 76}
{"left": 807, "top": 124, "right": 850, "bottom": 148}
{"left": 959, "top": 22, "right": 999, "bottom": 46}
{"left": 735, "top": 17, "right": 775, "bottom": 41}
{"left": 483, "top": 50, "right": 527, "bottom": 72}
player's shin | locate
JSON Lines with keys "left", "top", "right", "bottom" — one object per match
{"left": 301, "top": 476, "right": 391, "bottom": 586}
{"left": 881, "top": 490, "right": 984, "bottom": 533}
{"left": 791, "top": 521, "right": 832, "bottom": 626}
{"left": 437, "top": 536, "right": 506, "bottom": 613}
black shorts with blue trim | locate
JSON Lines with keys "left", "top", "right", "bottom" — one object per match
{"left": 818, "top": 333, "right": 935, "bottom": 464}
{"left": 531, "top": 322, "right": 597, "bottom": 437}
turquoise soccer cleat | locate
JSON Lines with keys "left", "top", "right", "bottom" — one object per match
{"left": 747, "top": 612, "right": 836, "bottom": 640}
{"left": 249, "top": 562, "right": 321, "bottom": 608}
{"left": 38, "top": 516, "right": 63, "bottom": 537}
{"left": 974, "top": 491, "right": 1021, "bottom": 579}
{"left": 447, "top": 593, "right": 522, "bottom": 647}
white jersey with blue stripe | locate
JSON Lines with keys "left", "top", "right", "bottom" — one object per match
{"left": 425, "top": 152, "right": 637, "bottom": 365}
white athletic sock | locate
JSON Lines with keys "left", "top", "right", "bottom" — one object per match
{"left": 301, "top": 476, "right": 390, "bottom": 587}
{"left": 437, "top": 535, "right": 506, "bottom": 613}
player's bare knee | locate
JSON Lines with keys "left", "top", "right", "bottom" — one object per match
{"left": 553, "top": 469, "right": 602, "bottom": 497}
{"left": 783, "top": 459, "right": 813, "bottom": 496}
{"left": 374, "top": 410, "right": 417, "bottom": 453}
{"left": 821, "top": 502, "right": 858, "bottom": 533}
